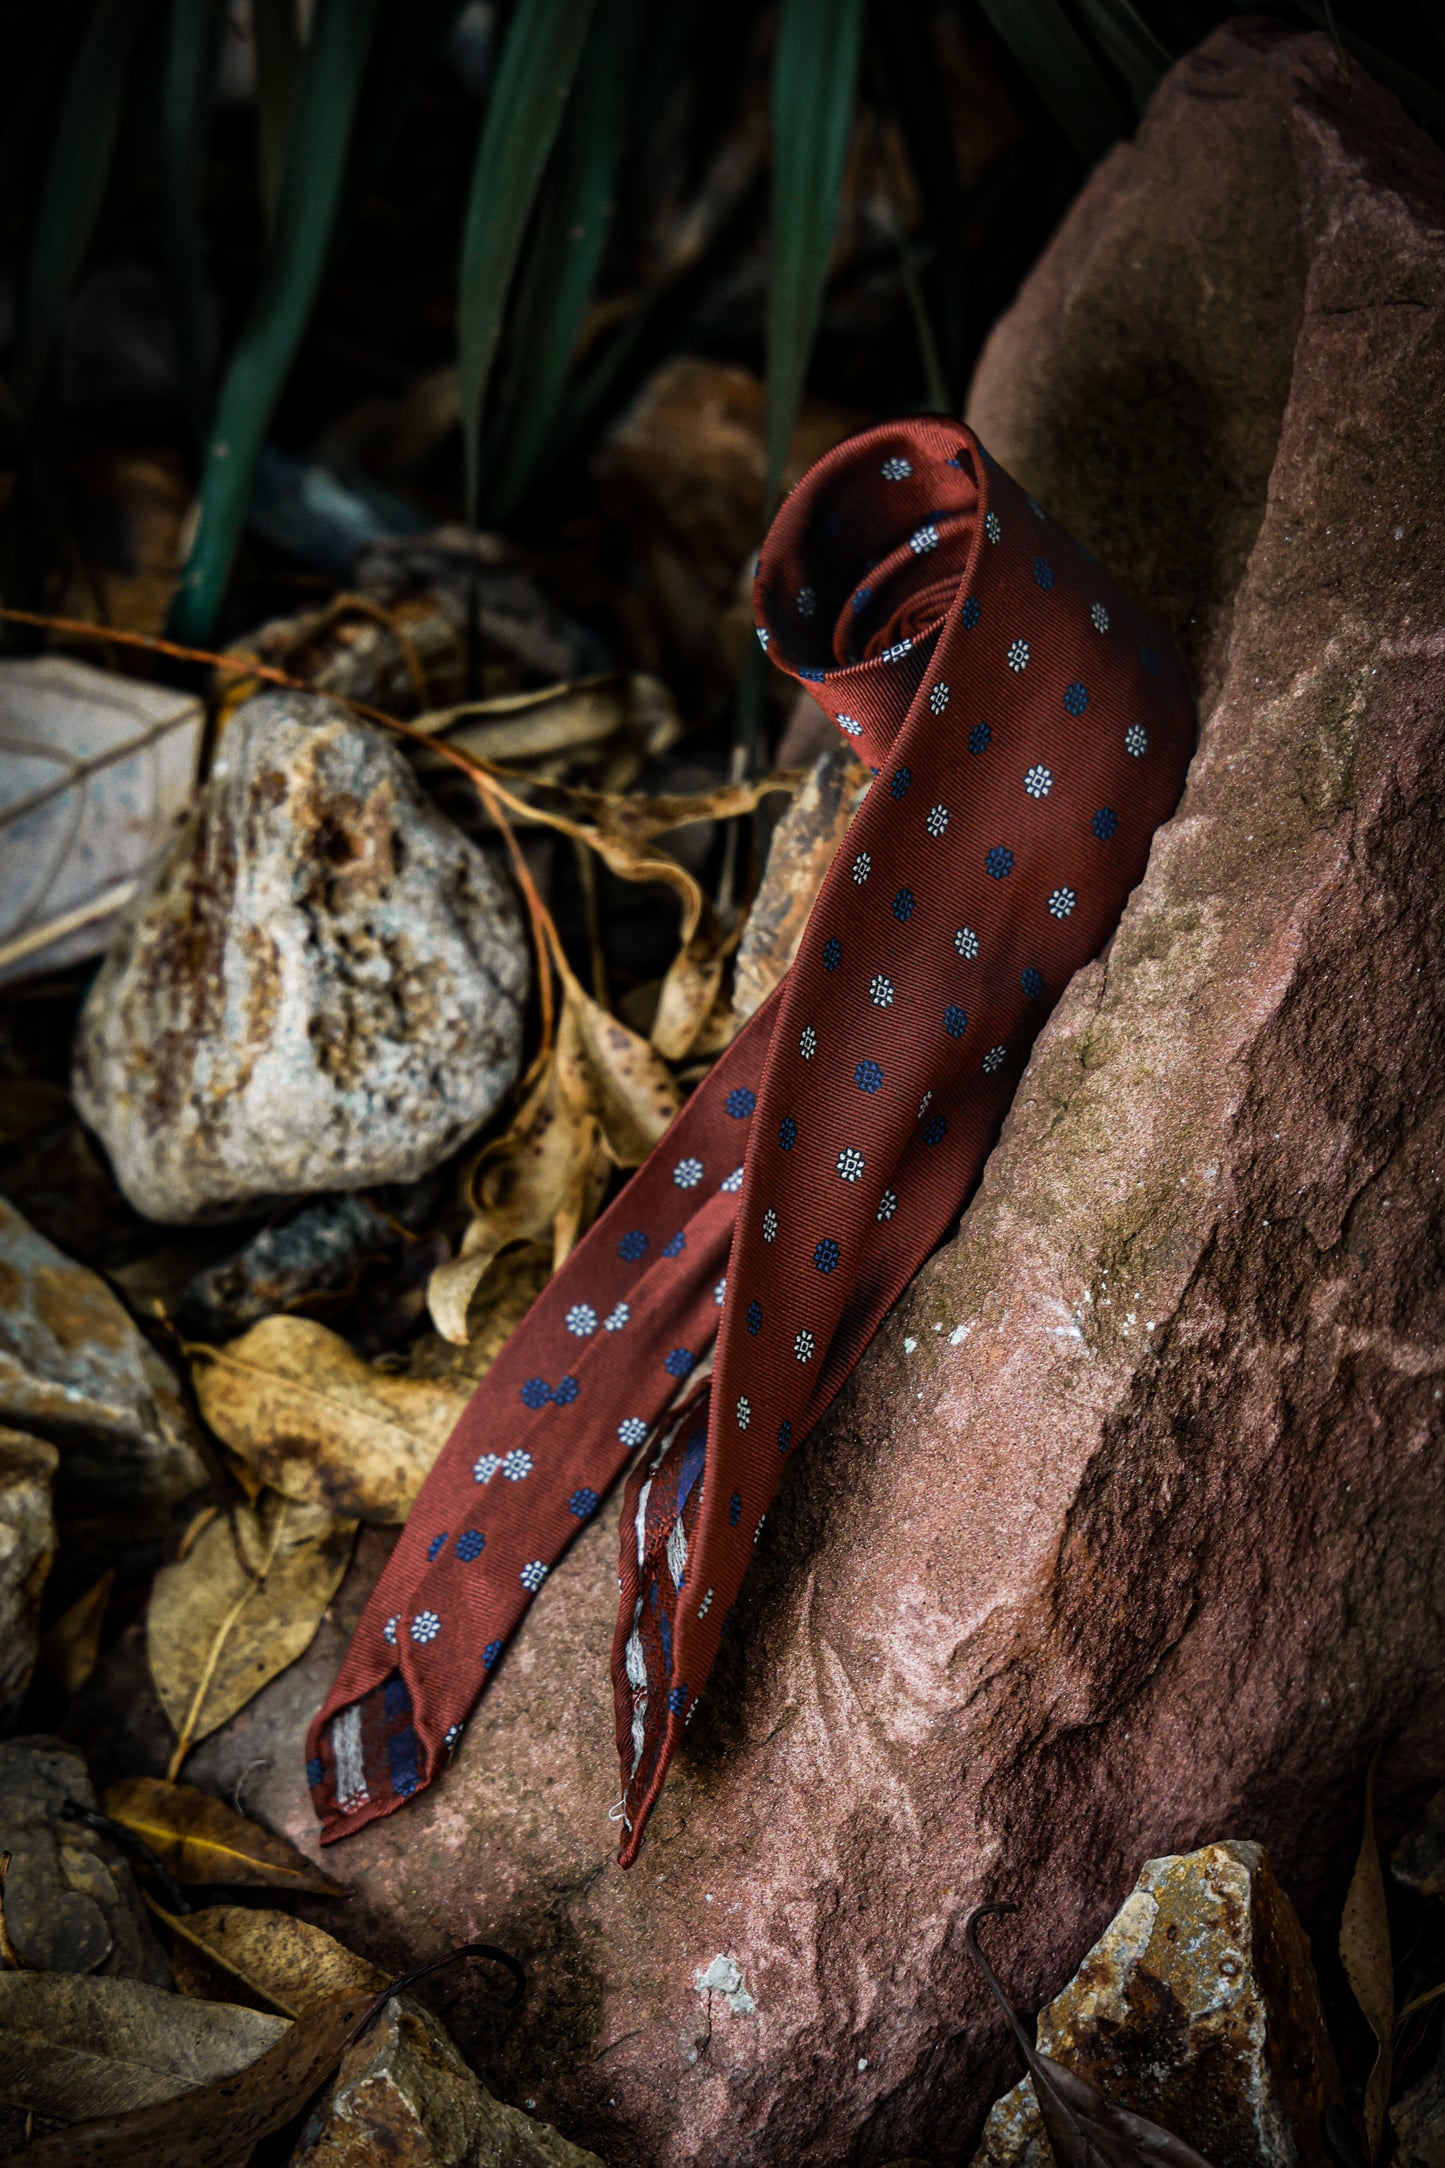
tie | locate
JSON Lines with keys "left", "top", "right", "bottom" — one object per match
{"left": 307, "top": 417, "right": 1195, "bottom": 1864}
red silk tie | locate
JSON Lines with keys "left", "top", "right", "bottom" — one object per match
{"left": 307, "top": 418, "right": 1195, "bottom": 1864}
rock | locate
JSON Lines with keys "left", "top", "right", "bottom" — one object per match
{"left": 1393, "top": 2043, "right": 1445, "bottom": 2168}
{"left": 1393, "top": 1786, "right": 1445, "bottom": 1902}
{"left": 971, "top": 1842, "right": 1339, "bottom": 2167}
{"left": 731, "top": 742, "right": 868, "bottom": 1024}
{"left": 73, "top": 693, "right": 529, "bottom": 1223}
{"left": 0, "top": 1196, "right": 206, "bottom": 1529}
{"left": 192, "top": 30, "right": 1445, "bottom": 2164}
{"left": 0, "top": 1735, "right": 169, "bottom": 1982}
{"left": 292, "top": 1993, "right": 604, "bottom": 2168}
{"left": 0, "top": 1427, "right": 57, "bottom": 1729}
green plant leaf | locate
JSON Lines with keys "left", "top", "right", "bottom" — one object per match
{"left": 167, "top": 0, "right": 380, "bottom": 644}
{"left": 873, "top": 8, "right": 970, "bottom": 404}
{"left": 457, "top": 0, "right": 597, "bottom": 526}
{"left": 253, "top": 0, "right": 304, "bottom": 236}
{"left": 13, "top": 0, "right": 153, "bottom": 416}
{"left": 484, "top": 0, "right": 644, "bottom": 519}
{"left": 974, "top": 0, "right": 1131, "bottom": 164}
{"left": 766, "top": 0, "right": 867, "bottom": 507}
{"left": 162, "top": 0, "right": 227, "bottom": 442}
{"left": 1072, "top": 0, "right": 1172, "bottom": 110}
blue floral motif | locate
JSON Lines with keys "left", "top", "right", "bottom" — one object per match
{"left": 456, "top": 1529, "right": 486, "bottom": 1561}
{"left": 778, "top": 1418, "right": 794, "bottom": 1453}
{"left": 890, "top": 765, "right": 912, "bottom": 800}
{"left": 923, "top": 1114, "right": 948, "bottom": 1145}
{"left": 986, "top": 844, "right": 1015, "bottom": 879}
{"left": 1063, "top": 680, "right": 1089, "bottom": 716}
{"left": 969, "top": 722, "right": 992, "bottom": 755}
{"left": 552, "top": 1374, "right": 580, "bottom": 1405}
{"left": 1141, "top": 644, "right": 1159, "bottom": 677}
{"left": 726, "top": 1087, "right": 757, "bottom": 1119}
{"left": 569, "top": 1488, "right": 599, "bottom": 1519}
{"left": 426, "top": 1532, "right": 448, "bottom": 1561}
{"left": 664, "top": 1347, "right": 695, "bottom": 1379}
{"left": 814, "top": 1238, "right": 839, "bottom": 1273}
{"left": 306, "top": 1756, "right": 324, "bottom": 1788}
{"left": 1093, "top": 805, "right": 1118, "bottom": 840}
{"left": 944, "top": 1004, "right": 968, "bottom": 1038}
{"left": 746, "top": 1299, "right": 763, "bottom": 1334}
{"left": 662, "top": 1230, "right": 686, "bottom": 1257}
{"left": 482, "top": 1639, "right": 503, "bottom": 1670}
{"left": 520, "top": 1378, "right": 550, "bottom": 1410}
{"left": 852, "top": 585, "right": 872, "bottom": 614}
{"left": 823, "top": 936, "right": 842, "bottom": 972}
{"left": 779, "top": 1114, "right": 798, "bottom": 1151}
{"left": 855, "top": 1059, "right": 884, "bottom": 1094}
{"left": 618, "top": 1228, "right": 648, "bottom": 1261}
{"left": 667, "top": 1685, "right": 689, "bottom": 1715}
{"left": 961, "top": 595, "right": 981, "bottom": 628}
{"left": 893, "top": 887, "right": 915, "bottom": 923}
{"left": 1021, "top": 966, "right": 1044, "bottom": 999}
{"left": 1033, "top": 558, "right": 1054, "bottom": 590}
{"left": 728, "top": 1492, "right": 742, "bottom": 1527}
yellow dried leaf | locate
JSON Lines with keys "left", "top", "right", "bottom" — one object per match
{"left": 148, "top": 1493, "right": 355, "bottom": 1772}
{"left": 101, "top": 1777, "right": 344, "bottom": 1897}
{"left": 190, "top": 1319, "right": 469, "bottom": 1523}
{"left": 559, "top": 978, "right": 680, "bottom": 1166}
{"left": 159, "top": 1906, "right": 385, "bottom": 2018}
{"left": 408, "top": 1243, "right": 551, "bottom": 1387}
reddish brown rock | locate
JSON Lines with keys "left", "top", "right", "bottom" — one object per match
{"left": 188, "top": 30, "right": 1445, "bottom": 2164}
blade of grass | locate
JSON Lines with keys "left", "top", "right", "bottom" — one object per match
{"left": 974, "top": 0, "right": 1131, "bottom": 164}
{"left": 163, "top": 0, "right": 227, "bottom": 443}
{"left": 167, "top": 0, "right": 380, "bottom": 643}
{"left": 334, "top": 0, "right": 469, "bottom": 253}
{"left": 13, "top": 0, "right": 153, "bottom": 415}
{"left": 872, "top": 9, "right": 969, "bottom": 405}
{"left": 766, "top": 0, "right": 867, "bottom": 508}
{"left": 253, "top": 0, "right": 304, "bottom": 237}
{"left": 1072, "top": 0, "right": 1172, "bottom": 109}
{"left": 457, "top": 0, "right": 597, "bottom": 528}
{"left": 483, "top": 0, "right": 644, "bottom": 519}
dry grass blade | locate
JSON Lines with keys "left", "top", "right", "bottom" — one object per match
{"left": 101, "top": 1777, "right": 345, "bottom": 1897}
{"left": 1340, "top": 1749, "right": 1392, "bottom": 2160}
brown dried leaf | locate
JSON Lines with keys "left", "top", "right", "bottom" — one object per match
{"left": 189, "top": 1319, "right": 470, "bottom": 1523}
{"left": 0, "top": 1971, "right": 288, "bottom": 2123}
{"left": 651, "top": 917, "right": 737, "bottom": 1065}
{"left": 148, "top": 1494, "right": 356, "bottom": 1772}
{"left": 100, "top": 1777, "right": 344, "bottom": 1897}
{"left": 1340, "top": 1751, "right": 1392, "bottom": 2159}
{"left": 732, "top": 742, "right": 869, "bottom": 1023}
{"left": 558, "top": 975, "right": 681, "bottom": 1167}
{"left": 158, "top": 1905, "right": 385, "bottom": 2016}
{"left": 38, "top": 1569, "right": 113, "bottom": 1700}
{"left": 965, "top": 1903, "right": 1218, "bottom": 2168}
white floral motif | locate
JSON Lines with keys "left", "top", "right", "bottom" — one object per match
{"left": 1024, "top": 764, "right": 1053, "bottom": 799}
{"left": 929, "top": 682, "right": 950, "bottom": 715}
{"left": 565, "top": 1303, "right": 598, "bottom": 1337}
{"left": 605, "top": 1301, "right": 631, "bottom": 1331}
{"left": 519, "top": 1562, "right": 549, "bottom": 1593}
{"left": 926, "top": 803, "right": 950, "bottom": 837}
{"left": 869, "top": 974, "right": 894, "bottom": 1007}
{"left": 982, "top": 1045, "right": 1007, "bottom": 1074}
{"left": 877, "top": 1188, "right": 898, "bottom": 1222}
{"left": 985, "top": 511, "right": 1002, "bottom": 543}
{"left": 720, "top": 1166, "right": 745, "bottom": 1193}
{"left": 836, "top": 1146, "right": 866, "bottom": 1182}
{"left": 1047, "top": 887, "right": 1077, "bottom": 919}
{"left": 1007, "top": 637, "right": 1030, "bottom": 673}
{"left": 617, "top": 1416, "right": 649, "bottom": 1447}
{"left": 1027, "top": 494, "right": 1045, "bottom": 519}
{"left": 473, "top": 1453, "right": 500, "bottom": 1484}
{"left": 714, "top": 1277, "right": 727, "bottom": 1305}
{"left": 881, "top": 456, "right": 913, "bottom": 480}
{"left": 881, "top": 638, "right": 913, "bottom": 663}
{"left": 955, "top": 926, "right": 980, "bottom": 959}
{"left": 753, "top": 1514, "right": 767, "bottom": 1545}
{"left": 756, "top": 627, "right": 769, "bottom": 649}
{"left": 410, "top": 1610, "right": 441, "bottom": 1644}
{"left": 736, "top": 1396, "right": 752, "bottom": 1430}
{"left": 797, "top": 584, "right": 816, "bottom": 617}
{"left": 1091, "top": 601, "right": 1110, "bottom": 633}
{"left": 852, "top": 851, "right": 872, "bottom": 884}
{"left": 1125, "top": 723, "right": 1148, "bottom": 758}
{"left": 673, "top": 1156, "right": 704, "bottom": 1188}
{"left": 909, "top": 523, "right": 939, "bottom": 554}
{"left": 799, "top": 1024, "right": 818, "bottom": 1059}
{"left": 697, "top": 1588, "right": 714, "bottom": 1619}
{"left": 762, "top": 1208, "right": 778, "bottom": 1243}
{"left": 918, "top": 1091, "right": 933, "bottom": 1117}
{"left": 836, "top": 713, "right": 862, "bottom": 737}
{"left": 445, "top": 1722, "right": 464, "bottom": 1749}
{"left": 794, "top": 1329, "right": 815, "bottom": 1363}
{"left": 382, "top": 1614, "right": 399, "bottom": 1644}
{"left": 502, "top": 1449, "right": 533, "bottom": 1480}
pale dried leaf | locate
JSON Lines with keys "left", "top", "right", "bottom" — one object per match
{"left": 733, "top": 743, "right": 868, "bottom": 1022}
{"left": 38, "top": 1568, "right": 113, "bottom": 1699}
{"left": 1340, "top": 1752, "right": 1392, "bottom": 2159}
{"left": 561, "top": 978, "right": 680, "bottom": 1165}
{"left": 0, "top": 1971, "right": 287, "bottom": 2122}
{"left": 190, "top": 1319, "right": 469, "bottom": 1523}
{"left": 148, "top": 1493, "right": 355, "bottom": 1763}
{"left": 159, "top": 1905, "right": 386, "bottom": 2017}
{"left": 101, "top": 1776, "right": 344, "bottom": 1896}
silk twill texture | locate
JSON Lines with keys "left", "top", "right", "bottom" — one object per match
{"left": 307, "top": 417, "right": 1196, "bottom": 1864}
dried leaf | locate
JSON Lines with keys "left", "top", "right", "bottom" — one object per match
{"left": 0, "top": 1971, "right": 288, "bottom": 2122}
{"left": 158, "top": 1905, "right": 386, "bottom": 2016}
{"left": 558, "top": 974, "right": 680, "bottom": 1167}
{"left": 148, "top": 1493, "right": 356, "bottom": 1771}
{"left": 732, "top": 742, "right": 869, "bottom": 1023}
{"left": 1340, "top": 1751, "right": 1392, "bottom": 2159}
{"left": 417, "top": 671, "right": 679, "bottom": 771}
{"left": 38, "top": 1569, "right": 113, "bottom": 1700}
{"left": 407, "top": 1243, "right": 551, "bottom": 1387}
{"left": 965, "top": 1903, "right": 1217, "bottom": 2168}
{"left": 0, "top": 1849, "right": 32, "bottom": 1970}
{"left": 650, "top": 916, "right": 740, "bottom": 1065}
{"left": 189, "top": 1319, "right": 470, "bottom": 1523}
{"left": 100, "top": 1777, "right": 344, "bottom": 1898}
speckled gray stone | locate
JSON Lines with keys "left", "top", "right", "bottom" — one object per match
{"left": 73, "top": 694, "right": 528, "bottom": 1223}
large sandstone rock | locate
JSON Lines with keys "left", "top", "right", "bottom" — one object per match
{"left": 0, "top": 1427, "right": 57, "bottom": 1729}
{"left": 972, "top": 1842, "right": 1339, "bottom": 2167}
{"left": 185, "top": 30, "right": 1445, "bottom": 2164}
{"left": 74, "top": 694, "right": 528, "bottom": 1223}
